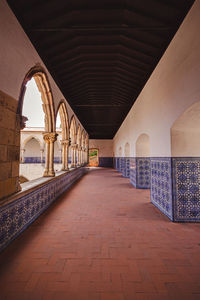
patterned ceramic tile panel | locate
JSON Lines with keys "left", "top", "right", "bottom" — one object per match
{"left": 122, "top": 158, "right": 130, "bottom": 178}
{"left": 24, "top": 157, "right": 42, "bottom": 163}
{"left": 172, "top": 158, "right": 200, "bottom": 222}
{"left": 118, "top": 158, "right": 122, "bottom": 172}
{"left": 120, "top": 158, "right": 125, "bottom": 174}
{"left": 99, "top": 157, "right": 113, "bottom": 168}
{"left": 0, "top": 168, "right": 87, "bottom": 252}
{"left": 24, "top": 157, "right": 61, "bottom": 163}
{"left": 130, "top": 158, "right": 137, "bottom": 187}
{"left": 151, "top": 158, "right": 173, "bottom": 220}
{"left": 136, "top": 158, "right": 151, "bottom": 189}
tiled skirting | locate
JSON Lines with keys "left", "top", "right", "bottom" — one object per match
{"left": 99, "top": 157, "right": 113, "bottom": 168}
{"left": 0, "top": 167, "right": 87, "bottom": 252}
{"left": 172, "top": 158, "right": 200, "bottom": 222}
{"left": 122, "top": 158, "right": 130, "bottom": 178}
{"left": 151, "top": 158, "right": 173, "bottom": 220}
{"left": 129, "top": 157, "right": 151, "bottom": 189}
{"left": 24, "top": 157, "right": 61, "bottom": 163}
{"left": 115, "top": 156, "right": 200, "bottom": 222}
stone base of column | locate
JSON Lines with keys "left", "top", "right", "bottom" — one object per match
{"left": 43, "top": 170, "right": 55, "bottom": 177}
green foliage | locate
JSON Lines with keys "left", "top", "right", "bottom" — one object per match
{"left": 89, "top": 150, "right": 98, "bottom": 157}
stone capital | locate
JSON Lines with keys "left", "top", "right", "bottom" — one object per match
{"left": 71, "top": 143, "right": 77, "bottom": 149}
{"left": 61, "top": 139, "right": 69, "bottom": 146}
{"left": 43, "top": 132, "right": 58, "bottom": 143}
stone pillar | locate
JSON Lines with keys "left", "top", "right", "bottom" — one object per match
{"left": 80, "top": 148, "right": 83, "bottom": 165}
{"left": 43, "top": 132, "right": 58, "bottom": 177}
{"left": 59, "top": 149, "right": 62, "bottom": 163}
{"left": 21, "top": 149, "right": 25, "bottom": 163}
{"left": 40, "top": 149, "right": 44, "bottom": 164}
{"left": 74, "top": 144, "right": 78, "bottom": 167}
{"left": 61, "top": 140, "right": 69, "bottom": 171}
{"left": 77, "top": 146, "right": 81, "bottom": 166}
{"left": 71, "top": 144, "right": 78, "bottom": 168}
{"left": 71, "top": 145, "right": 74, "bottom": 168}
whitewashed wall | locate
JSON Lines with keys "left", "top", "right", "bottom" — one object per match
{"left": 113, "top": 0, "right": 200, "bottom": 157}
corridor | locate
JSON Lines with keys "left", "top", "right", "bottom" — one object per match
{"left": 0, "top": 169, "right": 200, "bottom": 300}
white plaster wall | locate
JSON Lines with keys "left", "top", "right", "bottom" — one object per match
{"left": 113, "top": 0, "right": 200, "bottom": 157}
{"left": 0, "top": 0, "right": 87, "bottom": 135}
{"left": 24, "top": 138, "right": 40, "bottom": 157}
{"left": 171, "top": 101, "right": 200, "bottom": 156}
{"left": 20, "top": 163, "right": 61, "bottom": 181}
{"left": 89, "top": 140, "right": 113, "bottom": 157}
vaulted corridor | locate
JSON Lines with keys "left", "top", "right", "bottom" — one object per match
{"left": 0, "top": 168, "right": 200, "bottom": 300}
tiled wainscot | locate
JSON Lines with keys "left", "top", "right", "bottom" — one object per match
{"left": 172, "top": 158, "right": 200, "bottom": 222}
{"left": 129, "top": 157, "right": 151, "bottom": 189}
{"left": 122, "top": 158, "right": 130, "bottom": 178}
{"left": 0, "top": 167, "right": 87, "bottom": 252}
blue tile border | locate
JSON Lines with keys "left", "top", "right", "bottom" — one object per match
{"left": 136, "top": 158, "right": 151, "bottom": 189}
{"left": 122, "top": 158, "right": 130, "bottom": 178}
{"left": 150, "top": 157, "right": 173, "bottom": 221}
{"left": 99, "top": 157, "right": 113, "bottom": 168}
{"left": 172, "top": 157, "right": 200, "bottom": 222}
{"left": 0, "top": 167, "right": 87, "bottom": 252}
{"left": 24, "top": 157, "right": 62, "bottom": 163}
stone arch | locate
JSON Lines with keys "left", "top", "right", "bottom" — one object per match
{"left": 18, "top": 65, "right": 57, "bottom": 178}
{"left": 171, "top": 101, "right": 200, "bottom": 156}
{"left": 24, "top": 137, "right": 41, "bottom": 160}
{"left": 22, "top": 135, "right": 43, "bottom": 150}
{"left": 77, "top": 124, "right": 81, "bottom": 147}
{"left": 69, "top": 115, "right": 77, "bottom": 144}
{"left": 136, "top": 134, "right": 150, "bottom": 157}
{"left": 17, "top": 65, "right": 55, "bottom": 132}
{"left": 56, "top": 100, "right": 69, "bottom": 141}
{"left": 124, "top": 142, "right": 130, "bottom": 157}
{"left": 81, "top": 130, "right": 85, "bottom": 148}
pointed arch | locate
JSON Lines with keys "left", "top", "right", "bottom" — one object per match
{"left": 77, "top": 124, "right": 81, "bottom": 146}
{"left": 81, "top": 129, "right": 85, "bottom": 148}
{"left": 17, "top": 64, "right": 55, "bottom": 132}
{"left": 69, "top": 115, "right": 77, "bottom": 144}
{"left": 22, "top": 135, "right": 43, "bottom": 149}
{"left": 56, "top": 100, "right": 69, "bottom": 141}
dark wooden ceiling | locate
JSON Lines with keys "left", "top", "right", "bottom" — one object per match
{"left": 7, "top": 0, "right": 194, "bottom": 138}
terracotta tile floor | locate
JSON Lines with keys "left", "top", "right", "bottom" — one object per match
{"left": 1, "top": 168, "right": 200, "bottom": 300}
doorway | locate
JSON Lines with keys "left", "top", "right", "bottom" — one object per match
{"left": 89, "top": 148, "right": 99, "bottom": 167}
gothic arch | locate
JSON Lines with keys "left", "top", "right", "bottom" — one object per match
{"left": 56, "top": 100, "right": 69, "bottom": 141}
{"left": 81, "top": 130, "right": 85, "bottom": 148}
{"left": 77, "top": 124, "right": 81, "bottom": 147}
{"left": 17, "top": 65, "right": 55, "bottom": 132}
{"left": 69, "top": 115, "right": 77, "bottom": 144}
{"left": 22, "top": 135, "right": 43, "bottom": 150}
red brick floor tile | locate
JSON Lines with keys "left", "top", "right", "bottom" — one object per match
{"left": 0, "top": 168, "right": 200, "bottom": 299}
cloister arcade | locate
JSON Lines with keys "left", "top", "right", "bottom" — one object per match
{"left": 19, "top": 70, "right": 89, "bottom": 182}
{"left": 1, "top": 1, "right": 200, "bottom": 298}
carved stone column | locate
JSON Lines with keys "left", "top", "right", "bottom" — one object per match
{"left": 21, "top": 149, "right": 25, "bottom": 163}
{"left": 71, "top": 143, "right": 77, "bottom": 168}
{"left": 61, "top": 140, "right": 69, "bottom": 171}
{"left": 43, "top": 132, "right": 58, "bottom": 177}
{"left": 40, "top": 149, "right": 44, "bottom": 164}
{"left": 59, "top": 149, "right": 62, "bottom": 164}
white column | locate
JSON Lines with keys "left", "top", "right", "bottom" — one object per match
{"left": 21, "top": 149, "right": 25, "bottom": 163}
